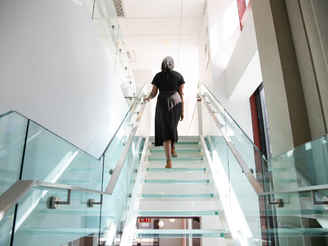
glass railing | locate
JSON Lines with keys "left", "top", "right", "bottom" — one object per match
{"left": 199, "top": 83, "right": 328, "bottom": 245}
{"left": 0, "top": 84, "right": 147, "bottom": 246}
{"left": 84, "top": 0, "right": 136, "bottom": 93}
{"left": 0, "top": 111, "right": 28, "bottom": 246}
{"left": 200, "top": 83, "right": 328, "bottom": 193}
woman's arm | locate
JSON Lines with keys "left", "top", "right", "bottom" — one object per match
{"left": 179, "top": 84, "right": 184, "bottom": 121}
{"left": 143, "top": 85, "right": 158, "bottom": 102}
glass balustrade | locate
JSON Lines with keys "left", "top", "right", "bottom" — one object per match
{"left": 199, "top": 82, "right": 328, "bottom": 245}
{"left": 0, "top": 84, "right": 147, "bottom": 246}
{"left": 0, "top": 111, "right": 28, "bottom": 246}
{"left": 203, "top": 108, "right": 262, "bottom": 245}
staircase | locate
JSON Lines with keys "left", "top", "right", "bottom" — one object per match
{"left": 122, "top": 136, "right": 230, "bottom": 245}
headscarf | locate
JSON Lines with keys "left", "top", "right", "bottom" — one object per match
{"left": 161, "top": 56, "right": 174, "bottom": 72}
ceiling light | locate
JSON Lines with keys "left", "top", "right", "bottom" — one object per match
{"left": 169, "top": 219, "right": 175, "bottom": 222}
{"left": 158, "top": 220, "right": 164, "bottom": 227}
{"left": 163, "top": 40, "right": 171, "bottom": 45}
{"left": 117, "top": 41, "right": 124, "bottom": 45}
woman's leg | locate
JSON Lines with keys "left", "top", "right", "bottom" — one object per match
{"left": 171, "top": 141, "right": 178, "bottom": 158}
{"left": 164, "top": 140, "right": 172, "bottom": 168}
{"left": 164, "top": 140, "right": 172, "bottom": 161}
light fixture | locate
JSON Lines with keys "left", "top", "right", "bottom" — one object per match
{"left": 163, "top": 40, "right": 171, "bottom": 45}
{"left": 117, "top": 41, "right": 125, "bottom": 45}
{"left": 169, "top": 218, "right": 175, "bottom": 222}
{"left": 158, "top": 220, "right": 164, "bottom": 227}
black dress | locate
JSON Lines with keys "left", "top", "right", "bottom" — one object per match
{"left": 151, "top": 70, "right": 185, "bottom": 146}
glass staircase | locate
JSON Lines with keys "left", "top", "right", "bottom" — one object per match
{"left": 1, "top": 83, "right": 328, "bottom": 246}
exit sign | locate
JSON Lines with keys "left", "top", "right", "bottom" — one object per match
{"left": 139, "top": 218, "right": 152, "bottom": 223}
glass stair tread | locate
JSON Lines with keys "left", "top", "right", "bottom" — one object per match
{"left": 140, "top": 193, "right": 215, "bottom": 198}
{"left": 37, "top": 209, "right": 115, "bottom": 216}
{"left": 144, "top": 179, "right": 211, "bottom": 184}
{"left": 266, "top": 228, "right": 328, "bottom": 237}
{"left": 150, "top": 149, "right": 201, "bottom": 152}
{"left": 20, "top": 227, "right": 99, "bottom": 236}
{"left": 134, "top": 229, "right": 228, "bottom": 238}
{"left": 147, "top": 168, "right": 207, "bottom": 172}
{"left": 149, "top": 144, "right": 200, "bottom": 149}
{"left": 136, "top": 210, "right": 220, "bottom": 216}
{"left": 148, "top": 157, "right": 204, "bottom": 161}
{"left": 148, "top": 136, "right": 200, "bottom": 142}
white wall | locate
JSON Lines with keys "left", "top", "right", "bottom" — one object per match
{"left": 198, "top": 0, "right": 254, "bottom": 139}
{"left": 0, "top": 0, "right": 128, "bottom": 157}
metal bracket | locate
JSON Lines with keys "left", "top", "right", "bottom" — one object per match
{"left": 109, "top": 169, "right": 114, "bottom": 175}
{"left": 242, "top": 168, "right": 254, "bottom": 174}
{"left": 267, "top": 195, "right": 284, "bottom": 208}
{"left": 47, "top": 190, "right": 71, "bottom": 209}
{"left": 87, "top": 194, "right": 103, "bottom": 208}
{"left": 311, "top": 190, "right": 328, "bottom": 205}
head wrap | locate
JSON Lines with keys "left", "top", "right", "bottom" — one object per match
{"left": 161, "top": 56, "right": 174, "bottom": 72}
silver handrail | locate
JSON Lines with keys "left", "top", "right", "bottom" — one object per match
{"left": 0, "top": 95, "right": 148, "bottom": 222}
{"left": 198, "top": 91, "right": 264, "bottom": 194}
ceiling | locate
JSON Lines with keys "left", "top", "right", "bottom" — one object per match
{"left": 118, "top": 0, "right": 206, "bottom": 86}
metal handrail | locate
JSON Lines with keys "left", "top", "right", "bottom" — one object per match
{"left": 198, "top": 91, "right": 264, "bottom": 194}
{"left": 0, "top": 91, "right": 149, "bottom": 222}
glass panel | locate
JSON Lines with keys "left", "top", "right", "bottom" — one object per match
{"left": 0, "top": 112, "right": 27, "bottom": 246}
{"left": 264, "top": 191, "right": 328, "bottom": 245}
{"left": 0, "top": 207, "right": 15, "bottom": 246}
{"left": 100, "top": 135, "right": 144, "bottom": 246}
{"left": 200, "top": 84, "right": 264, "bottom": 182}
{"left": 12, "top": 187, "right": 101, "bottom": 246}
{"left": 21, "top": 121, "right": 103, "bottom": 190}
{"left": 203, "top": 103, "right": 263, "bottom": 244}
{"left": 0, "top": 112, "right": 27, "bottom": 195}
{"left": 267, "top": 135, "right": 328, "bottom": 192}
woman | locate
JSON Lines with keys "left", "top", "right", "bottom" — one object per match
{"left": 143, "top": 56, "right": 185, "bottom": 168}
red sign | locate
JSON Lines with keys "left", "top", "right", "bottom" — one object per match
{"left": 139, "top": 218, "right": 152, "bottom": 223}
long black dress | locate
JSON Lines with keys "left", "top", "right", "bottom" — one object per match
{"left": 151, "top": 70, "right": 185, "bottom": 146}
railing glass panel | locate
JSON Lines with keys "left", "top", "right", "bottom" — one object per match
{"left": 20, "top": 121, "right": 103, "bottom": 190}
{"left": 0, "top": 111, "right": 28, "bottom": 246}
{"left": 0, "top": 83, "right": 147, "bottom": 246}
{"left": 204, "top": 116, "right": 262, "bottom": 245}
{"left": 12, "top": 187, "right": 101, "bottom": 246}
{"left": 0, "top": 112, "right": 27, "bottom": 196}
{"left": 200, "top": 84, "right": 262, "bottom": 181}
{"left": 268, "top": 134, "right": 328, "bottom": 192}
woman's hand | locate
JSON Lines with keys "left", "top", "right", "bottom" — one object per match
{"left": 180, "top": 111, "right": 184, "bottom": 121}
{"left": 143, "top": 97, "right": 150, "bottom": 103}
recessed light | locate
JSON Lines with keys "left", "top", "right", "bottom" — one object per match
{"left": 163, "top": 40, "right": 171, "bottom": 45}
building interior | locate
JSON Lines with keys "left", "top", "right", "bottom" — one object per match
{"left": 0, "top": 0, "right": 328, "bottom": 245}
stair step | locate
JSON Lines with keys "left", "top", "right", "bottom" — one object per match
{"left": 139, "top": 200, "right": 218, "bottom": 210}
{"left": 144, "top": 179, "right": 210, "bottom": 184}
{"left": 150, "top": 149, "right": 201, "bottom": 153}
{"left": 147, "top": 168, "right": 207, "bottom": 172}
{"left": 266, "top": 228, "right": 328, "bottom": 237}
{"left": 142, "top": 184, "right": 214, "bottom": 193}
{"left": 144, "top": 173, "right": 211, "bottom": 180}
{"left": 148, "top": 157, "right": 204, "bottom": 161}
{"left": 146, "top": 163, "right": 207, "bottom": 168}
{"left": 19, "top": 227, "right": 99, "bottom": 236}
{"left": 136, "top": 210, "right": 220, "bottom": 216}
{"left": 134, "top": 229, "right": 227, "bottom": 238}
{"left": 149, "top": 144, "right": 201, "bottom": 149}
{"left": 148, "top": 136, "right": 200, "bottom": 142}
{"left": 139, "top": 193, "right": 215, "bottom": 199}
